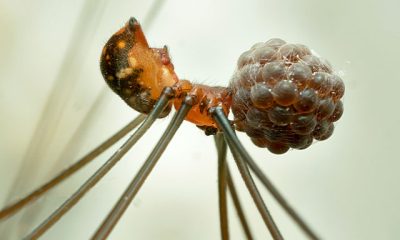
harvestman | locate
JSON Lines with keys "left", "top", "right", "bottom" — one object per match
{"left": 0, "top": 17, "right": 345, "bottom": 239}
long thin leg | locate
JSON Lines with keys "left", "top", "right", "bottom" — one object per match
{"left": 212, "top": 107, "right": 319, "bottom": 240}
{"left": 0, "top": 114, "right": 146, "bottom": 221}
{"left": 214, "top": 134, "right": 229, "bottom": 240}
{"left": 226, "top": 169, "right": 254, "bottom": 240}
{"left": 215, "top": 134, "right": 254, "bottom": 240}
{"left": 24, "top": 87, "right": 175, "bottom": 240}
{"left": 91, "top": 95, "right": 194, "bottom": 240}
{"left": 211, "top": 107, "right": 283, "bottom": 240}
{"left": 241, "top": 153, "right": 319, "bottom": 240}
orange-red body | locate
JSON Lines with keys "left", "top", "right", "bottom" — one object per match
{"left": 174, "top": 83, "right": 232, "bottom": 127}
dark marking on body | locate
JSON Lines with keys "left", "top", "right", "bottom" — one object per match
{"left": 100, "top": 22, "right": 156, "bottom": 115}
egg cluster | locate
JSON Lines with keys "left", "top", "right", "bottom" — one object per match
{"left": 230, "top": 39, "right": 344, "bottom": 154}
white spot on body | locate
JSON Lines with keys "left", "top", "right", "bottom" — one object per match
{"left": 116, "top": 68, "right": 134, "bottom": 79}
{"left": 128, "top": 57, "right": 138, "bottom": 68}
{"left": 161, "top": 66, "right": 170, "bottom": 77}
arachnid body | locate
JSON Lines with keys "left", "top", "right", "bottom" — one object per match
{"left": 100, "top": 18, "right": 344, "bottom": 152}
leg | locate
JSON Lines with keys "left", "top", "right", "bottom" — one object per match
{"left": 91, "top": 95, "right": 194, "bottom": 240}
{"left": 211, "top": 107, "right": 283, "bottom": 240}
{"left": 212, "top": 106, "right": 319, "bottom": 240}
{"left": 226, "top": 168, "right": 254, "bottom": 240}
{"left": 241, "top": 154, "right": 319, "bottom": 240}
{"left": 215, "top": 134, "right": 254, "bottom": 240}
{"left": 24, "top": 87, "right": 175, "bottom": 239}
{"left": 0, "top": 114, "right": 146, "bottom": 220}
{"left": 214, "top": 133, "right": 229, "bottom": 240}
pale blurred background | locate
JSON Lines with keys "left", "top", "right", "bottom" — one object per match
{"left": 0, "top": 0, "right": 399, "bottom": 239}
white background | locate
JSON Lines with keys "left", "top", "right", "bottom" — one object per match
{"left": 0, "top": 0, "right": 399, "bottom": 239}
